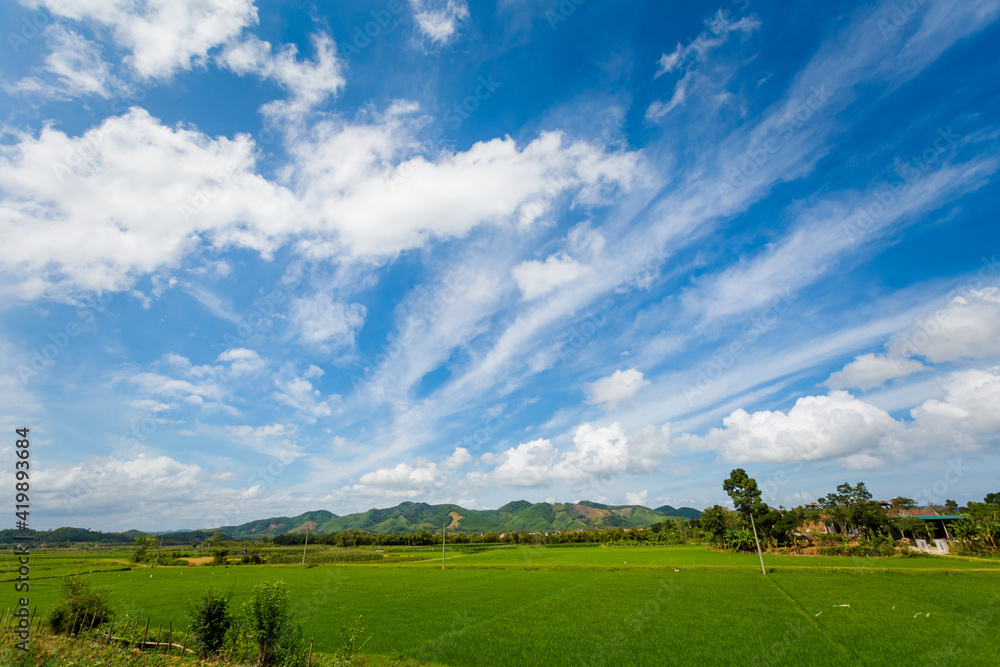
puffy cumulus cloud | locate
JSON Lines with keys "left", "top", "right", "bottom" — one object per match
{"left": 1, "top": 103, "right": 641, "bottom": 299}
{"left": 288, "top": 294, "right": 366, "bottom": 351}
{"left": 25, "top": 0, "right": 259, "bottom": 79}
{"left": 291, "top": 126, "right": 643, "bottom": 257}
{"left": 625, "top": 489, "right": 648, "bottom": 506}
{"left": 825, "top": 353, "right": 928, "bottom": 391}
{"left": 409, "top": 0, "right": 469, "bottom": 45}
{"left": 901, "top": 366, "right": 1000, "bottom": 451}
{"left": 586, "top": 369, "right": 650, "bottom": 407}
{"left": 683, "top": 367, "right": 1000, "bottom": 469}
{"left": 216, "top": 348, "right": 266, "bottom": 376}
{"left": 681, "top": 391, "right": 900, "bottom": 467}
{"left": 217, "top": 32, "right": 345, "bottom": 119}
{"left": 511, "top": 253, "right": 592, "bottom": 301}
{"left": 442, "top": 446, "right": 473, "bottom": 470}
{"left": 0, "top": 108, "right": 294, "bottom": 299}
{"left": 889, "top": 288, "right": 1000, "bottom": 362}
{"left": 341, "top": 461, "right": 446, "bottom": 500}
{"left": 469, "top": 422, "right": 671, "bottom": 487}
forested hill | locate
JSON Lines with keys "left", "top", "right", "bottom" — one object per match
{"left": 221, "top": 501, "right": 701, "bottom": 538}
{"left": 0, "top": 503, "right": 701, "bottom": 544}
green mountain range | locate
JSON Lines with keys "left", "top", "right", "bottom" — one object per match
{"left": 1, "top": 502, "right": 701, "bottom": 544}
{"left": 218, "top": 501, "right": 701, "bottom": 539}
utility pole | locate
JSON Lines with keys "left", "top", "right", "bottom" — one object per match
{"left": 749, "top": 514, "right": 766, "bottom": 576}
{"left": 153, "top": 536, "right": 163, "bottom": 568}
{"left": 301, "top": 528, "right": 310, "bottom": 567}
{"left": 442, "top": 518, "right": 446, "bottom": 570}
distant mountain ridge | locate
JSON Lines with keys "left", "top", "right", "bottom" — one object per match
{"left": 0, "top": 502, "right": 702, "bottom": 544}
{"left": 217, "top": 501, "right": 701, "bottom": 539}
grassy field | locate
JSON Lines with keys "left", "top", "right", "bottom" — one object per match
{"left": 2, "top": 545, "right": 999, "bottom": 665}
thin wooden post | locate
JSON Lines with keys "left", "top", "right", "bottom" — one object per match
{"left": 307, "top": 637, "right": 315, "bottom": 666}
{"left": 156, "top": 624, "right": 162, "bottom": 651}
{"left": 69, "top": 609, "right": 79, "bottom": 636}
{"left": 141, "top": 617, "right": 150, "bottom": 648}
{"left": 89, "top": 609, "right": 99, "bottom": 631}
{"left": 153, "top": 536, "right": 163, "bottom": 568}
{"left": 106, "top": 615, "right": 115, "bottom": 644}
{"left": 301, "top": 528, "right": 310, "bottom": 567}
{"left": 34, "top": 614, "right": 43, "bottom": 634}
{"left": 750, "top": 513, "right": 767, "bottom": 576}
{"left": 30, "top": 605, "right": 36, "bottom": 632}
{"left": 168, "top": 621, "right": 172, "bottom": 654}
{"left": 1, "top": 608, "right": 8, "bottom": 628}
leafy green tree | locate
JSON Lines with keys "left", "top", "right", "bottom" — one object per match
{"left": 891, "top": 496, "right": 917, "bottom": 509}
{"left": 700, "top": 505, "right": 730, "bottom": 547}
{"left": 188, "top": 586, "right": 233, "bottom": 658}
{"left": 241, "top": 580, "right": 304, "bottom": 666}
{"left": 945, "top": 499, "right": 959, "bottom": 514}
{"left": 723, "top": 468, "right": 767, "bottom": 575}
{"left": 130, "top": 534, "right": 151, "bottom": 563}
{"left": 985, "top": 492, "right": 1000, "bottom": 505}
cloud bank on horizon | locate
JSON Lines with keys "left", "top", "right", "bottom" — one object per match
{"left": 1, "top": 0, "right": 999, "bottom": 531}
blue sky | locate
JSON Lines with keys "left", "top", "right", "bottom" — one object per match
{"left": 2, "top": 0, "right": 999, "bottom": 532}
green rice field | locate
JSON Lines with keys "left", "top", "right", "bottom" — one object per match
{"left": 3, "top": 545, "right": 999, "bottom": 665}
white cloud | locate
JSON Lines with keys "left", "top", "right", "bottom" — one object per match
{"left": 890, "top": 288, "right": 1000, "bottom": 362}
{"left": 587, "top": 369, "right": 650, "bottom": 407}
{"left": 130, "top": 399, "right": 171, "bottom": 412}
{"left": 409, "top": 0, "right": 470, "bottom": 45}
{"left": 902, "top": 366, "right": 1000, "bottom": 452}
{"left": 684, "top": 366, "right": 1000, "bottom": 468}
{"left": 625, "top": 489, "right": 648, "bottom": 506}
{"left": 27, "top": 0, "right": 259, "bottom": 79}
{"left": 8, "top": 25, "right": 120, "bottom": 99}
{"left": 443, "top": 446, "right": 473, "bottom": 469}
{"left": 216, "top": 348, "right": 265, "bottom": 376}
{"left": 511, "top": 253, "right": 591, "bottom": 301}
{"left": 825, "top": 353, "right": 928, "bottom": 391}
{"left": 682, "top": 391, "right": 899, "bottom": 466}
{"left": 470, "top": 422, "right": 670, "bottom": 487}
{"left": 217, "top": 32, "right": 345, "bottom": 119}
{"left": 654, "top": 9, "right": 762, "bottom": 78}
{"left": 289, "top": 294, "right": 366, "bottom": 351}
{"left": 273, "top": 372, "right": 336, "bottom": 423}
{"left": 0, "top": 108, "right": 294, "bottom": 299}
{"left": 340, "top": 460, "right": 446, "bottom": 500}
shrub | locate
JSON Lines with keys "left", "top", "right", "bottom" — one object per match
{"left": 188, "top": 586, "right": 233, "bottom": 658}
{"left": 212, "top": 549, "right": 230, "bottom": 566}
{"left": 240, "top": 580, "right": 305, "bottom": 666}
{"left": 46, "top": 576, "right": 113, "bottom": 635}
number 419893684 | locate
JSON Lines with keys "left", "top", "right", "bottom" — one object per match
{"left": 15, "top": 427, "right": 30, "bottom": 528}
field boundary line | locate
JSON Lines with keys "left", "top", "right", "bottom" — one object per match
{"left": 766, "top": 575, "right": 857, "bottom": 663}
